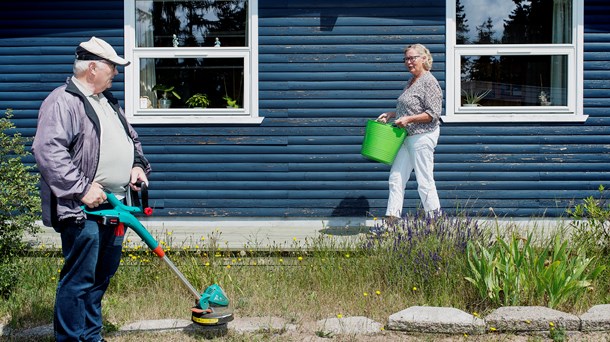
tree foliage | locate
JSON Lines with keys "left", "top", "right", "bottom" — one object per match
{"left": 0, "top": 109, "right": 41, "bottom": 298}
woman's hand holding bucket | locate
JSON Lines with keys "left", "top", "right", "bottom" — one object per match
{"left": 377, "top": 111, "right": 396, "bottom": 124}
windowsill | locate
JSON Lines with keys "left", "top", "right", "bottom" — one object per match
{"left": 441, "top": 114, "right": 588, "bottom": 123}
{"left": 127, "top": 115, "right": 264, "bottom": 125}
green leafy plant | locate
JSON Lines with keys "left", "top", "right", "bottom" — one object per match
{"left": 465, "top": 232, "right": 605, "bottom": 308}
{"left": 0, "top": 109, "right": 41, "bottom": 298}
{"left": 223, "top": 95, "right": 239, "bottom": 108}
{"left": 461, "top": 88, "right": 491, "bottom": 105}
{"left": 186, "top": 93, "right": 210, "bottom": 108}
{"left": 567, "top": 184, "right": 610, "bottom": 255}
{"left": 152, "top": 84, "right": 181, "bottom": 100}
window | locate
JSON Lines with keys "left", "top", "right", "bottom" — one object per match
{"left": 124, "top": 0, "right": 261, "bottom": 124}
{"left": 444, "top": 0, "right": 585, "bottom": 122}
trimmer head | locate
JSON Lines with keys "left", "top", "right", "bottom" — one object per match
{"left": 191, "top": 305, "right": 234, "bottom": 326}
{"left": 190, "top": 284, "right": 234, "bottom": 326}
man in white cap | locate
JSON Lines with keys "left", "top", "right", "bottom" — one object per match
{"left": 33, "top": 37, "right": 151, "bottom": 342}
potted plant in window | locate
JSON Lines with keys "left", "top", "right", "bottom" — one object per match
{"left": 152, "top": 84, "right": 181, "bottom": 108}
{"left": 223, "top": 95, "right": 239, "bottom": 108}
{"left": 186, "top": 93, "right": 210, "bottom": 108}
{"left": 461, "top": 88, "right": 491, "bottom": 107}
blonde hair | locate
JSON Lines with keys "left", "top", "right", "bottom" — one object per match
{"left": 405, "top": 44, "right": 433, "bottom": 71}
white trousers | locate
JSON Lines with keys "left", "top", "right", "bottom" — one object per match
{"left": 385, "top": 127, "right": 440, "bottom": 217}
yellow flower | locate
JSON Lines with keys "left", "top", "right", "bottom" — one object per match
{"left": 524, "top": 320, "right": 531, "bottom": 324}
{"left": 490, "top": 327, "right": 497, "bottom": 332}
{"left": 345, "top": 253, "right": 350, "bottom": 258}
{"left": 200, "top": 236, "right": 205, "bottom": 241}
{"left": 279, "top": 258, "right": 284, "bottom": 263}
{"left": 336, "top": 314, "right": 343, "bottom": 319}
{"left": 412, "top": 286, "right": 417, "bottom": 291}
{"left": 298, "top": 256, "right": 303, "bottom": 261}
{"left": 472, "top": 312, "right": 479, "bottom": 317}
{"left": 205, "top": 262, "right": 210, "bottom": 267}
{"left": 51, "top": 277, "right": 56, "bottom": 281}
{"left": 375, "top": 290, "right": 381, "bottom": 295}
{"left": 363, "top": 292, "right": 368, "bottom": 297}
{"left": 167, "top": 231, "right": 172, "bottom": 236}
{"left": 463, "top": 333, "right": 468, "bottom": 337}
{"left": 549, "top": 322, "right": 555, "bottom": 327}
{"left": 226, "top": 265, "right": 231, "bottom": 269}
{"left": 373, "top": 217, "right": 378, "bottom": 221}
{"left": 293, "top": 237, "right": 297, "bottom": 241}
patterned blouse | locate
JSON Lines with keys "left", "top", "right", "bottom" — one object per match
{"left": 395, "top": 71, "right": 443, "bottom": 136}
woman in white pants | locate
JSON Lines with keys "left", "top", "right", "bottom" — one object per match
{"left": 377, "top": 44, "right": 443, "bottom": 222}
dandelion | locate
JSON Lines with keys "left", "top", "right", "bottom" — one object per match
{"left": 345, "top": 253, "right": 350, "bottom": 258}
{"left": 167, "top": 231, "right": 172, "bottom": 236}
{"left": 463, "top": 333, "right": 468, "bottom": 337}
{"left": 375, "top": 290, "right": 381, "bottom": 295}
{"left": 279, "top": 258, "right": 284, "bottom": 263}
{"left": 412, "top": 286, "right": 417, "bottom": 291}
{"left": 363, "top": 292, "right": 368, "bottom": 297}
{"left": 336, "top": 314, "right": 343, "bottom": 319}
{"left": 472, "top": 312, "right": 479, "bottom": 318}
{"left": 200, "top": 236, "right": 205, "bottom": 241}
{"left": 298, "top": 256, "right": 303, "bottom": 261}
{"left": 373, "top": 217, "right": 378, "bottom": 221}
{"left": 549, "top": 322, "right": 555, "bottom": 327}
{"left": 51, "top": 277, "right": 56, "bottom": 281}
{"left": 226, "top": 265, "right": 231, "bottom": 269}
{"left": 205, "top": 262, "right": 210, "bottom": 267}
{"left": 489, "top": 327, "right": 497, "bottom": 332}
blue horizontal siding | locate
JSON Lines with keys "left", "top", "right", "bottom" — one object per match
{"left": 2, "top": 0, "right": 610, "bottom": 219}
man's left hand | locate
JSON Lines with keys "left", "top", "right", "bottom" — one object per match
{"left": 129, "top": 166, "right": 149, "bottom": 191}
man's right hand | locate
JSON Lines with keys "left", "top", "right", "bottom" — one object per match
{"left": 80, "top": 182, "right": 107, "bottom": 208}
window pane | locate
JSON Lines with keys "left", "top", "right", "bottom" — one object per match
{"left": 139, "top": 57, "right": 244, "bottom": 109}
{"left": 136, "top": 0, "right": 248, "bottom": 48}
{"left": 460, "top": 55, "right": 567, "bottom": 107}
{"left": 456, "top": 0, "right": 572, "bottom": 44}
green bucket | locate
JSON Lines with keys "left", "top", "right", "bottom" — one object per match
{"left": 361, "top": 120, "right": 407, "bottom": 165}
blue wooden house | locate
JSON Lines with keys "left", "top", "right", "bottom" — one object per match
{"left": 2, "top": 0, "right": 609, "bottom": 222}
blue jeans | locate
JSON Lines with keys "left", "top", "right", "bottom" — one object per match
{"left": 54, "top": 214, "right": 125, "bottom": 342}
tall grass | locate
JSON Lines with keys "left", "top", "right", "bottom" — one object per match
{"left": 1, "top": 210, "right": 609, "bottom": 336}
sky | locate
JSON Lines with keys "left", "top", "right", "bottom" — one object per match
{"left": 461, "top": 0, "right": 522, "bottom": 41}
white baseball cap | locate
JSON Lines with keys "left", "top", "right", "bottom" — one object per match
{"left": 75, "top": 36, "right": 130, "bottom": 66}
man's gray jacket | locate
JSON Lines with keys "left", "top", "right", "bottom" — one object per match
{"left": 33, "top": 78, "right": 151, "bottom": 227}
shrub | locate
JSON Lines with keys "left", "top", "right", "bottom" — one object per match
{"left": 567, "top": 185, "right": 610, "bottom": 256}
{"left": 0, "top": 109, "right": 41, "bottom": 298}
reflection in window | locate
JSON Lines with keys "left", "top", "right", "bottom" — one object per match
{"left": 460, "top": 55, "right": 567, "bottom": 107}
{"left": 136, "top": 0, "right": 247, "bottom": 48}
{"left": 456, "top": 0, "right": 572, "bottom": 45}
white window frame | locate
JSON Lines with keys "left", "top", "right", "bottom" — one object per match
{"left": 443, "top": 0, "right": 586, "bottom": 123}
{"left": 123, "top": 0, "right": 261, "bottom": 124}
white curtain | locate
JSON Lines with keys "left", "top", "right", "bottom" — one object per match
{"left": 136, "top": 3, "right": 157, "bottom": 108}
{"left": 550, "top": 0, "right": 571, "bottom": 106}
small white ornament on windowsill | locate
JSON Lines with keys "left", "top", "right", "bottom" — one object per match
{"left": 214, "top": 37, "right": 221, "bottom": 47}
{"left": 539, "top": 91, "right": 551, "bottom": 106}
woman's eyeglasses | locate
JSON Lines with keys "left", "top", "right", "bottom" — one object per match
{"left": 403, "top": 56, "right": 421, "bottom": 62}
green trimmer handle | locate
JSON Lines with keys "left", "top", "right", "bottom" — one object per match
{"left": 82, "top": 184, "right": 165, "bottom": 257}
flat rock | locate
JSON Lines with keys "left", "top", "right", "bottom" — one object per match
{"left": 485, "top": 306, "right": 580, "bottom": 332}
{"left": 9, "top": 323, "right": 53, "bottom": 340}
{"left": 387, "top": 306, "right": 485, "bottom": 334}
{"left": 230, "top": 316, "right": 297, "bottom": 334}
{"left": 316, "top": 316, "right": 383, "bottom": 336}
{"left": 580, "top": 304, "right": 610, "bottom": 332}
{"left": 120, "top": 318, "right": 193, "bottom": 332}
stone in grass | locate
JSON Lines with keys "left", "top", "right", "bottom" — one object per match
{"left": 387, "top": 306, "right": 485, "bottom": 334}
{"left": 316, "top": 316, "right": 384, "bottom": 336}
{"left": 580, "top": 304, "right": 610, "bottom": 332}
{"left": 485, "top": 306, "right": 580, "bottom": 332}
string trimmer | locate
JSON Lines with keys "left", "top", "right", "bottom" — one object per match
{"left": 82, "top": 183, "right": 234, "bottom": 326}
